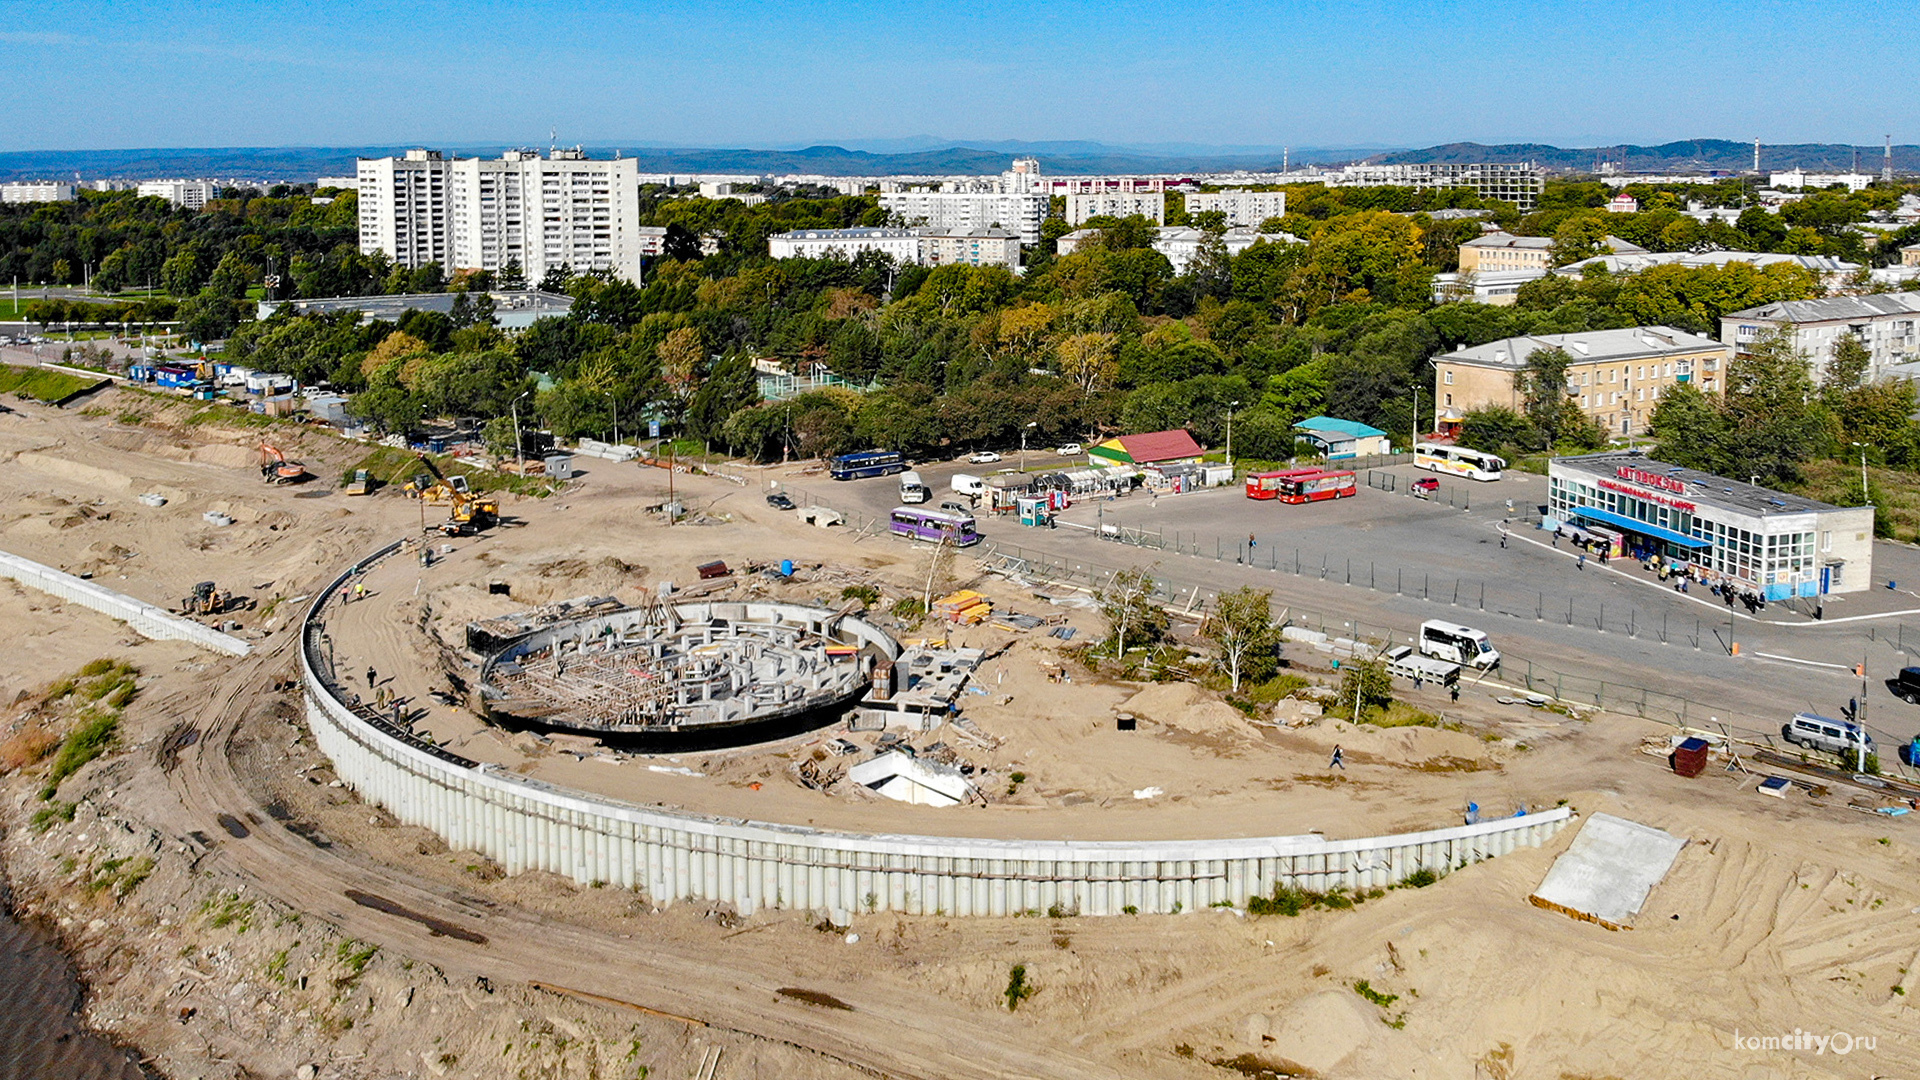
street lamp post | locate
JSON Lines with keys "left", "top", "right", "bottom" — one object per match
{"left": 1225, "top": 400, "right": 1240, "bottom": 471}
{"left": 1021, "top": 421, "right": 1037, "bottom": 473}
{"left": 1852, "top": 441, "right": 1872, "bottom": 504}
{"left": 605, "top": 391, "right": 619, "bottom": 446}
{"left": 510, "top": 390, "right": 530, "bottom": 471}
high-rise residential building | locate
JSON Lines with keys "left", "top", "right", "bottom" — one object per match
{"left": 137, "top": 179, "right": 217, "bottom": 210}
{"left": 356, "top": 148, "right": 645, "bottom": 282}
{"left": 1181, "top": 189, "right": 1287, "bottom": 227}
{"left": 0, "top": 181, "right": 75, "bottom": 203}
{"left": 1065, "top": 192, "right": 1166, "bottom": 226}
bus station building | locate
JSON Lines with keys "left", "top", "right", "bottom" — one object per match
{"left": 1545, "top": 453, "right": 1874, "bottom": 599}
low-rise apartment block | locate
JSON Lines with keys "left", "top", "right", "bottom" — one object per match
{"left": 1433, "top": 327, "right": 1731, "bottom": 439}
{"left": 1065, "top": 192, "right": 1166, "bottom": 226}
{"left": 766, "top": 226, "right": 1021, "bottom": 269}
{"left": 1720, "top": 292, "right": 1920, "bottom": 382}
{"left": 137, "top": 179, "right": 217, "bottom": 210}
{"left": 1181, "top": 189, "right": 1286, "bottom": 227}
{"left": 1054, "top": 225, "right": 1295, "bottom": 274}
{"left": 1, "top": 181, "right": 75, "bottom": 203}
{"left": 1457, "top": 232, "right": 1554, "bottom": 273}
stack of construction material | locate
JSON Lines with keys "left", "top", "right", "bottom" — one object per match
{"left": 1671, "top": 737, "right": 1710, "bottom": 778}
{"left": 934, "top": 590, "right": 992, "bottom": 624}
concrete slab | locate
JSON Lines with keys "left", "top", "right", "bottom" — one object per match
{"left": 1529, "top": 812, "right": 1686, "bottom": 931}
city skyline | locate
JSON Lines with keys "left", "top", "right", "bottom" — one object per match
{"left": 2, "top": 0, "right": 1913, "bottom": 152}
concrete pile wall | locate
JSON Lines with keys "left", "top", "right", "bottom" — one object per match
{"left": 0, "top": 549, "right": 250, "bottom": 657}
{"left": 303, "top": 545, "right": 1570, "bottom": 916}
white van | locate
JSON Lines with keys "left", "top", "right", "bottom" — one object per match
{"left": 898, "top": 470, "right": 930, "bottom": 504}
{"left": 1418, "top": 620, "right": 1500, "bottom": 669}
{"left": 950, "top": 473, "right": 986, "bottom": 499}
{"left": 1781, "top": 712, "right": 1874, "bottom": 758}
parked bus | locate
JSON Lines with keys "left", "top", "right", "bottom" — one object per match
{"left": 898, "top": 470, "right": 930, "bottom": 504}
{"left": 1414, "top": 443, "right": 1505, "bottom": 481}
{"left": 889, "top": 507, "right": 981, "bottom": 547}
{"left": 1245, "top": 468, "right": 1320, "bottom": 500}
{"left": 1418, "top": 619, "right": 1500, "bottom": 669}
{"left": 829, "top": 449, "right": 906, "bottom": 480}
{"left": 1276, "top": 469, "right": 1357, "bottom": 504}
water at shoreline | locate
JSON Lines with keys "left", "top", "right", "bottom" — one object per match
{"left": 0, "top": 879, "right": 155, "bottom": 1080}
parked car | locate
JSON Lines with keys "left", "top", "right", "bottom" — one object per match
{"left": 1780, "top": 712, "right": 1874, "bottom": 758}
{"left": 938, "top": 500, "right": 972, "bottom": 516}
{"left": 765, "top": 492, "right": 796, "bottom": 510}
{"left": 1892, "top": 666, "right": 1920, "bottom": 704}
{"left": 1410, "top": 477, "right": 1440, "bottom": 498}
{"left": 967, "top": 451, "right": 1001, "bottom": 464}
{"left": 1056, "top": 443, "right": 1083, "bottom": 455}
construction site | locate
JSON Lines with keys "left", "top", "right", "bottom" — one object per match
{"left": 477, "top": 599, "right": 897, "bottom": 751}
{"left": 0, "top": 386, "right": 1917, "bottom": 1080}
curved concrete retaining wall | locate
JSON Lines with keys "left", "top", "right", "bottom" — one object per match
{"left": 303, "top": 545, "right": 1570, "bottom": 916}
{"left": 0, "top": 549, "right": 250, "bottom": 657}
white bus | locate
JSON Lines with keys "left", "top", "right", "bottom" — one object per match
{"left": 898, "top": 470, "right": 930, "bottom": 504}
{"left": 1415, "top": 443, "right": 1505, "bottom": 481}
{"left": 1418, "top": 620, "right": 1500, "bottom": 669}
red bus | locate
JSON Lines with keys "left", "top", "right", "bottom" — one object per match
{"left": 1276, "top": 469, "right": 1357, "bottom": 504}
{"left": 1245, "top": 468, "right": 1321, "bottom": 500}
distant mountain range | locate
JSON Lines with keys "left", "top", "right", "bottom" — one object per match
{"left": 2, "top": 139, "right": 1915, "bottom": 184}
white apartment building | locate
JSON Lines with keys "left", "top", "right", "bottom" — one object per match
{"left": 315, "top": 175, "right": 359, "bottom": 190}
{"left": 137, "top": 179, "right": 217, "bottom": 210}
{"left": 1769, "top": 171, "right": 1874, "bottom": 192}
{"left": 768, "top": 227, "right": 921, "bottom": 263}
{"left": 1334, "top": 162, "right": 1544, "bottom": 210}
{"left": 878, "top": 190, "right": 1049, "bottom": 244}
{"left": 357, "top": 148, "right": 645, "bottom": 282}
{"left": 765, "top": 226, "right": 1021, "bottom": 270}
{"left": 1054, "top": 225, "right": 1295, "bottom": 274}
{"left": 1, "top": 181, "right": 75, "bottom": 203}
{"left": 1182, "top": 189, "right": 1287, "bottom": 227}
{"left": 1721, "top": 292, "right": 1920, "bottom": 382}
{"left": 1065, "top": 192, "right": 1166, "bottom": 226}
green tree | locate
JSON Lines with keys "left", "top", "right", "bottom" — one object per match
{"left": 1824, "top": 334, "right": 1871, "bottom": 391}
{"left": 1205, "top": 586, "right": 1279, "bottom": 691}
{"left": 206, "top": 253, "right": 254, "bottom": 300}
{"left": 1337, "top": 656, "right": 1393, "bottom": 720}
{"left": 1099, "top": 566, "right": 1167, "bottom": 661}
{"left": 1458, "top": 405, "right": 1538, "bottom": 456}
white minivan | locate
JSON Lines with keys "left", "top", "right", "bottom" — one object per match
{"left": 898, "top": 470, "right": 930, "bottom": 504}
{"left": 950, "top": 473, "right": 987, "bottom": 499}
{"left": 1418, "top": 620, "right": 1500, "bottom": 669}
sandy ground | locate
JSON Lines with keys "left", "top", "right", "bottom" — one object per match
{"left": 0, "top": 389, "right": 1917, "bottom": 1079}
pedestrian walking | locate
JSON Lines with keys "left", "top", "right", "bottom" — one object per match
{"left": 366, "top": 666, "right": 377, "bottom": 687}
{"left": 1577, "top": 552, "right": 1586, "bottom": 570}
{"left": 1413, "top": 675, "right": 1423, "bottom": 691}
{"left": 1329, "top": 745, "right": 1345, "bottom": 770}
{"left": 1249, "top": 532, "right": 1256, "bottom": 549}
{"left": 1450, "top": 683, "right": 1460, "bottom": 703}
{"left": 1498, "top": 525, "right": 1508, "bottom": 548}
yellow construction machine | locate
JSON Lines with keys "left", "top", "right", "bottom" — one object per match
{"left": 401, "top": 454, "right": 497, "bottom": 535}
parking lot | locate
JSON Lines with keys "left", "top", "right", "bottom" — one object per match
{"left": 787, "top": 456, "right": 1920, "bottom": 760}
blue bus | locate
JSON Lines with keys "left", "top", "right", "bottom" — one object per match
{"left": 829, "top": 449, "right": 906, "bottom": 480}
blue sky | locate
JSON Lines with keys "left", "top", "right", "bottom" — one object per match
{"left": 1, "top": 0, "right": 1910, "bottom": 151}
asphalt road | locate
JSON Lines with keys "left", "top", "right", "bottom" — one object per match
{"left": 789, "top": 458, "right": 1920, "bottom": 760}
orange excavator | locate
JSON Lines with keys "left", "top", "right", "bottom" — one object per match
{"left": 259, "top": 443, "right": 308, "bottom": 484}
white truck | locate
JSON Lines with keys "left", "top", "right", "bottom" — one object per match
{"left": 950, "top": 473, "right": 986, "bottom": 499}
{"left": 1383, "top": 645, "right": 1460, "bottom": 687}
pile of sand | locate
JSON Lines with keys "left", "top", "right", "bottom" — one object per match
{"left": 1121, "top": 682, "right": 1264, "bottom": 741}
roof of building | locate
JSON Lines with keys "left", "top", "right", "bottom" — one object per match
{"left": 1114, "top": 429, "right": 1205, "bottom": 463}
{"left": 917, "top": 226, "right": 1018, "bottom": 239}
{"left": 1462, "top": 231, "right": 1554, "bottom": 250}
{"left": 1555, "top": 250, "right": 1859, "bottom": 276}
{"left": 1723, "top": 290, "right": 1920, "bottom": 323}
{"left": 1553, "top": 452, "right": 1857, "bottom": 517}
{"left": 772, "top": 227, "right": 917, "bottom": 240}
{"left": 1444, "top": 326, "right": 1727, "bottom": 370}
{"left": 1293, "top": 416, "right": 1386, "bottom": 438}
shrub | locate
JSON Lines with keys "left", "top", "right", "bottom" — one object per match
{"left": 1401, "top": 868, "right": 1439, "bottom": 888}
{"left": 1003, "top": 964, "right": 1036, "bottom": 1011}
{"left": 43, "top": 713, "right": 119, "bottom": 798}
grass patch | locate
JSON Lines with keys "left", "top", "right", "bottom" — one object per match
{"left": 1352, "top": 979, "right": 1398, "bottom": 1008}
{"left": 42, "top": 713, "right": 119, "bottom": 799}
{"left": 335, "top": 939, "right": 378, "bottom": 978}
{"left": 202, "top": 891, "right": 256, "bottom": 932}
{"left": 29, "top": 802, "right": 76, "bottom": 831}
{"left": 1362, "top": 701, "right": 1444, "bottom": 729}
{"left": 344, "top": 445, "right": 555, "bottom": 498}
{"left": 1245, "top": 883, "right": 1380, "bottom": 916}
{"left": 1003, "top": 964, "right": 1036, "bottom": 1011}
{"left": 86, "top": 856, "right": 153, "bottom": 898}
{"left": 0, "top": 363, "right": 99, "bottom": 403}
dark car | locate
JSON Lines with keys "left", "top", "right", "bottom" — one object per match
{"left": 765, "top": 492, "right": 796, "bottom": 510}
{"left": 1892, "top": 666, "right": 1920, "bottom": 705}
